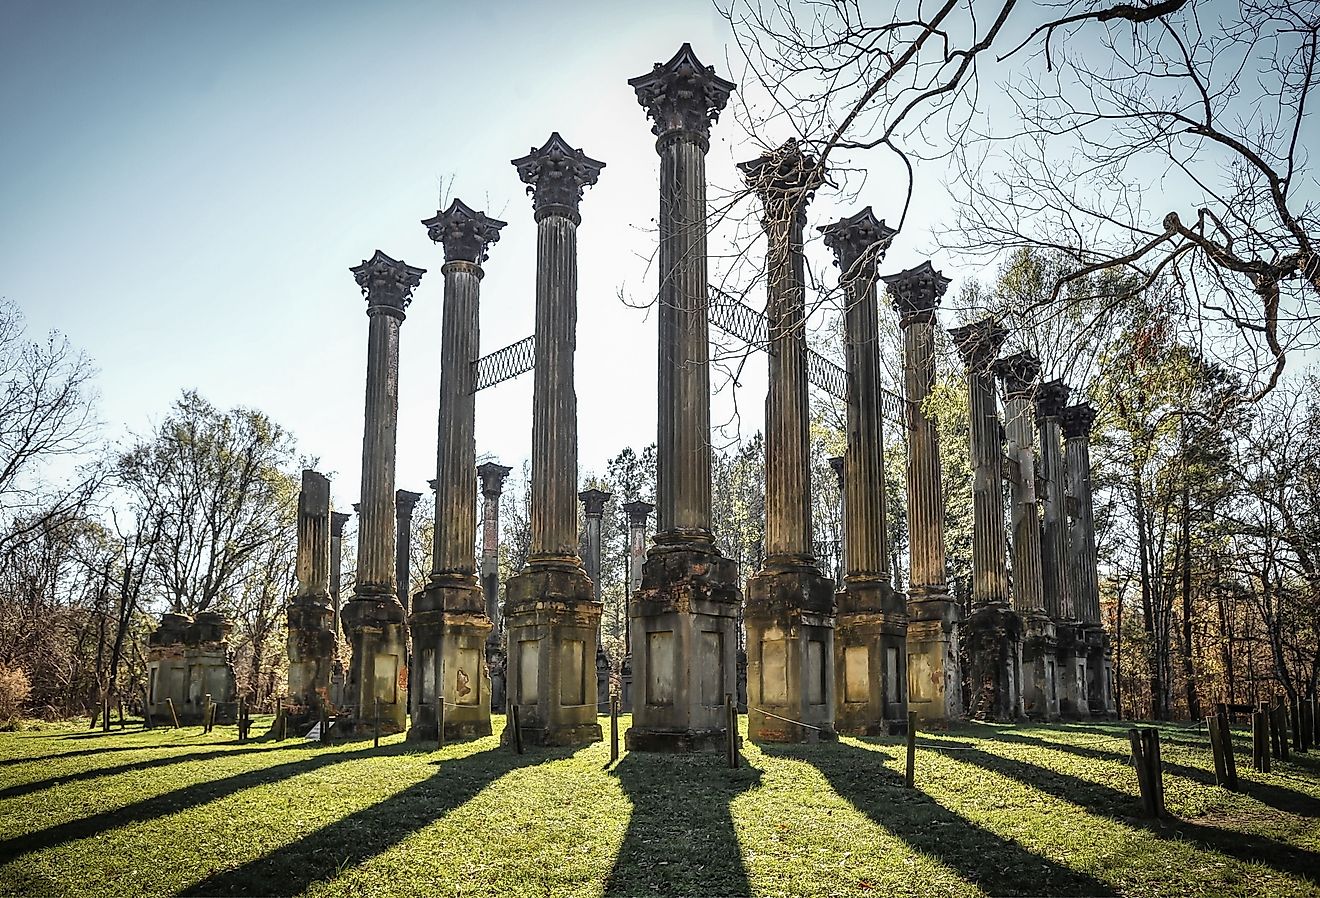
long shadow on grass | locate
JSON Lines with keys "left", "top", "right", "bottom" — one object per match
{"left": 0, "top": 742, "right": 305, "bottom": 802}
{"left": 0, "top": 743, "right": 185, "bottom": 769}
{"left": 0, "top": 741, "right": 393, "bottom": 860}
{"left": 603, "top": 751, "right": 762, "bottom": 897}
{"left": 994, "top": 730, "right": 1320, "bottom": 818}
{"left": 182, "top": 743, "right": 555, "bottom": 897}
{"left": 947, "top": 740, "right": 1320, "bottom": 885}
{"left": 771, "top": 740, "right": 1119, "bottom": 897}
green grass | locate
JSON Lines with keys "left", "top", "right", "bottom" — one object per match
{"left": 0, "top": 716, "right": 1317, "bottom": 897}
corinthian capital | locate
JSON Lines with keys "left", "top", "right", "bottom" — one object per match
{"left": 993, "top": 350, "right": 1041, "bottom": 400}
{"left": 819, "top": 207, "right": 896, "bottom": 284}
{"left": 1035, "top": 379, "right": 1072, "bottom": 421}
{"left": 884, "top": 260, "right": 951, "bottom": 326}
{"left": 422, "top": 199, "right": 507, "bottom": 265}
{"left": 949, "top": 317, "right": 1008, "bottom": 373}
{"left": 1061, "top": 402, "right": 1098, "bottom": 440}
{"left": 738, "top": 139, "right": 824, "bottom": 229}
{"left": 350, "top": 250, "right": 425, "bottom": 317}
{"left": 511, "top": 133, "right": 605, "bottom": 224}
{"left": 628, "top": 43, "right": 736, "bottom": 142}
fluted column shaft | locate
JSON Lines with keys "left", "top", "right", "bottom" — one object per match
{"left": 478, "top": 465, "right": 510, "bottom": 632}
{"left": 1036, "top": 381, "right": 1073, "bottom": 621}
{"left": 433, "top": 263, "right": 482, "bottom": 577}
{"left": 357, "top": 308, "right": 403, "bottom": 595}
{"left": 761, "top": 209, "right": 812, "bottom": 559}
{"left": 296, "top": 470, "right": 331, "bottom": 598}
{"left": 901, "top": 315, "right": 948, "bottom": 593}
{"left": 657, "top": 133, "right": 713, "bottom": 539}
{"left": 530, "top": 215, "right": 581, "bottom": 561}
{"left": 330, "top": 512, "right": 348, "bottom": 635}
{"left": 842, "top": 279, "right": 889, "bottom": 578}
{"left": 952, "top": 323, "right": 1010, "bottom": 607}
{"left": 395, "top": 490, "right": 421, "bottom": 612}
{"left": 1064, "top": 408, "right": 1100, "bottom": 625}
{"left": 1000, "top": 390, "right": 1046, "bottom": 613}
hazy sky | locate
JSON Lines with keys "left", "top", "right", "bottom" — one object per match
{"left": 0, "top": 0, "right": 973, "bottom": 512}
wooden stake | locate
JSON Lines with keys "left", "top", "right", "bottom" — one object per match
{"left": 321, "top": 706, "right": 330, "bottom": 745}
{"left": 166, "top": 697, "right": 180, "bottom": 729}
{"left": 438, "top": 695, "right": 446, "bottom": 750}
{"left": 1146, "top": 728, "right": 1166, "bottom": 817}
{"left": 1129, "top": 728, "right": 1155, "bottom": 816}
{"left": 141, "top": 688, "right": 153, "bottom": 729}
{"left": 726, "top": 694, "right": 738, "bottom": 770}
{"left": 1208, "top": 714, "right": 1228, "bottom": 787}
{"left": 202, "top": 693, "right": 212, "bottom": 733}
{"left": 373, "top": 697, "right": 381, "bottom": 749}
{"left": 511, "top": 703, "right": 524, "bottom": 755}
{"left": 905, "top": 711, "right": 917, "bottom": 789}
{"left": 1217, "top": 704, "right": 1238, "bottom": 790}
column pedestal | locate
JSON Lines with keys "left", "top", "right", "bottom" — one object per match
{"left": 1083, "top": 624, "right": 1113, "bottom": 717}
{"left": 341, "top": 597, "right": 409, "bottom": 734}
{"left": 963, "top": 603, "right": 1022, "bottom": 721}
{"left": 1056, "top": 621, "right": 1090, "bottom": 719}
{"left": 410, "top": 579, "right": 493, "bottom": 741}
{"left": 904, "top": 590, "right": 961, "bottom": 726}
{"left": 286, "top": 597, "right": 335, "bottom": 726}
{"left": 745, "top": 561, "right": 836, "bottom": 742}
{"left": 835, "top": 578, "right": 910, "bottom": 735}
{"left": 503, "top": 564, "right": 603, "bottom": 746}
{"left": 626, "top": 541, "right": 740, "bottom": 751}
{"left": 1021, "top": 611, "right": 1059, "bottom": 720}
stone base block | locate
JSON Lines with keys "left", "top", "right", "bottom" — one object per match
{"left": 964, "top": 603, "right": 1023, "bottom": 721}
{"left": 1084, "top": 625, "right": 1116, "bottom": 718}
{"left": 502, "top": 563, "right": 603, "bottom": 748}
{"left": 487, "top": 641, "right": 507, "bottom": 714}
{"left": 341, "top": 595, "right": 409, "bottom": 735}
{"left": 834, "top": 577, "right": 909, "bottom": 734}
{"left": 408, "top": 579, "right": 493, "bottom": 742}
{"left": 1021, "top": 613, "right": 1059, "bottom": 720}
{"left": 626, "top": 537, "right": 741, "bottom": 753}
{"left": 1055, "top": 622, "right": 1090, "bottom": 719}
{"left": 904, "top": 590, "right": 961, "bottom": 724}
{"left": 744, "top": 562, "right": 836, "bottom": 743}
{"left": 146, "top": 612, "right": 238, "bottom": 724}
{"left": 287, "top": 596, "right": 336, "bottom": 723}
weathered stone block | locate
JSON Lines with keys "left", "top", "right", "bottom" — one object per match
{"left": 964, "top": 603, "right": 1023, "bottom": 721}
{"left": 341, "top": 596, "right": 409, "bottom": 734}
{"left": 835, "top": 578, "right": 910, "bottom": 734}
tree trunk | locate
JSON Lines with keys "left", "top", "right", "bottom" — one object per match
{"left": 1134, "top": 476, "right": 1165, "bottom": 719}
{"left": 1179, "top": 476, "right": 1200, "bottom": 720}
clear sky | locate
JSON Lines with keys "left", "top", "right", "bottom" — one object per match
{"left": 0, "top": 0, "right": 977, "bottom": 512}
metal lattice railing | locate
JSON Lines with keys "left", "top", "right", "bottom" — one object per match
{"left": 473, "top": 334, "right": 535, "bottom": 392}
{"left": 710, "top": 287, "right": 907, "bottom": 431}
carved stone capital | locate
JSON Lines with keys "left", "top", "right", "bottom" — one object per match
{"left": 1035, "top": 379, "right": 1072, "bottom": 421}
{"left": 1061, "top": 402, "right": 1098, "bottom": 440}
{"left": 949, "top": 317, "right": 1008, "bottom": 372}
{"left": 511, "top": 133, "right": 605, "bottom": 224}
{"left": 819, "top": 206, "right": 896, "bottom": 284}
{"left": 422, "top": 199, "right": 506, "bottom": 265}
{"left": 578, "top": 487, "right": 612, "bottom": 518}
{"left": 621, "top": 500, "right": 654, "bottom": 528}
{"left": 883, "top": 260, "right": 950, "bottom": 326}
{"left": 738, "top": 139, "right": 823, "bottom": 229}
{"left": 330, "top": 511, "right": 351, "bottom": 538}
{"left": 351, "top": 250, "right": 424, "bottom": 317}
{"left": 628, "top": 43, "right": 736, "bottom": 142}
{"left": 395, "top": 489, "right": 422, "bottom": 521}
{"left": 828, "top": 455, "right": 845, "bottom": 491}
{"left": 477, "top": 462, "right": 513, "bottom": 499}
{"left": 992, "top": 350, "right": 1041, "bottom": 400}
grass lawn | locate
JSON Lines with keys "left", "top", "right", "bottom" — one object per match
{"left": 0, "top": 715, "right": 1317, "bottom": 897}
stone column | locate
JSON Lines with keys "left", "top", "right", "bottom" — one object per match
{"left": 626, "top": 44, "right": 741, "bottom": 752}
{"left": 287, "top": 469, "right": 335, "bottom": 725}
{"left": 329, "top": 510, "right": 349, "bottom": 707}
{"left": 992, "top": 351, "right": 1058, "bottom": 719}
{"left": 828, "top": 456, "right": 844, "bottom": 585}
{"left": 410, "top": 200, "right": 505, "bottom": 742}
{"left": 821, "top": 209, "right": 909, "bottom": 733}
{"left": 885, "top": 261, "right": 961, "bottom": 723}
{"left": 740, "top": 141, "right": 835, "bottom": 743}
{"left": 477, "top": 462, "right": 512, "bottom": 713}
{"left": 395, "top": 490, "right": 422, "bottom": 615}
{"left": 503, "top": 133, "right": 605, "bottom": 747}
{"left": 1063, "top": 402, "right": 1113, "bottom": 716}
{"left": 620, "top": 500, "right": 653, "bottom": 712}
{"left": 950, "top": 319, "right": 1022, "bottom": 721}
{"left": 1037, "top": 378, "right": 1086, "bottom": 717}
{"left": 343, "top": 250, "right": 423, "bottom": 734}
{"left": 580, "top": 487, "right": 613, "bottom": 708}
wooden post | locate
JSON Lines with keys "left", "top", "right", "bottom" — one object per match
{"left": 1208, "top": 714, "right": 1228, "bottom": 787}
{"left": 1290, "top": 699, "right": 1303, "bottom": 753}
{"left": 166, "top": 697, "right": 180, "bottom": 729}
{"left": 237, "top": 699, "right": 246, "bottom": 743}
{"left": 202, "top": 694, "right": 212, "bottom": 733}
{"left": 320, "top": 706, "right": 330, "bottom": 745}
{"left": 1216, "top": 704, "right": 1238, "bottom": 790}
{"left": 725, "top": 694, "right": 738, "bottom": 770}
{"left": 511, "top": 703, "right": 524, "bottom": 755}
{"left": 609, "top": 693, "right": 619, "bottom": 764}
{"left": 373, "top": 697, "right": 381, "bottom": 749}
{"left": 1276, "top": 699, "right": 1290, "bottom": 761}
{"left": 1129, "top": 728, "right": 1156, "bottom": 816}
{"left": 905, "top": 711, "right": 917, "bottom": 789}
{"left": 1146, "top": 728, "right": 1166, "bottom": 817}
{"left": 438, "top": 694, "right": 446, "bottom": 750}
{"left": 142, "top": 688, "right": 153, "bottom": 729}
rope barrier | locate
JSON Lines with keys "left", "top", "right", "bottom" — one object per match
{"left": 748, "top": 706, "right": 831, "bottom": 732}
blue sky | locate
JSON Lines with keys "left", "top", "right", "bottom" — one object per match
{"left": 0, "top": 0, "right": 987, "bottom": 511}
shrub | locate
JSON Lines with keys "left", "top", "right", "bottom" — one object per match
{"left": 0, "top": 663, "right": 32, "bottom": 730}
